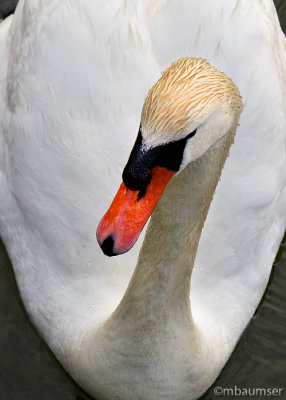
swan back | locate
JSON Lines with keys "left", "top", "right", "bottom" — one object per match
{"left": 0, "top": 0, "right": 285, "bottom": 389}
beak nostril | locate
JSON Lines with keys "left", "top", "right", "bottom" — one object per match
{"left": 137, "top": 187, "right": 147, "bottom": 201}
{"left": 101, "top": 235, "right": 117, "bottom": 257}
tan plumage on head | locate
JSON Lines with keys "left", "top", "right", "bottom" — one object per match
{"left": 141, "top": 57, "right": 242, "bottom": 142}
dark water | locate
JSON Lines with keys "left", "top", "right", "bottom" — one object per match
{"left": 0, "top": 1, "right": 285, "bottom": 400}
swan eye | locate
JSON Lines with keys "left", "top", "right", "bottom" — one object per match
{"left": 122, "top": 128, "right": 197, "bottom": 193}
{"left": 185, "top": 130, "right": 197, "bottom": 140}
{"left": 155, "top": 129, "right": 197, "bottom": 171}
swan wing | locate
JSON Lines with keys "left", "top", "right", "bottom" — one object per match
{"left": 0, "top": 15, "right": 13, "bottom": 181}
{"left": 0, "top": 1, "right": 159, "bottom": 354}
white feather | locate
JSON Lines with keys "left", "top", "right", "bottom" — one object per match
{"left": 0, "top": 1, "right": 285, "bottom": 399}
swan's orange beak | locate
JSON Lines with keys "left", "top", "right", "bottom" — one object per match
{"left": 96, "top": 166, "right": 175, "bottom": 256}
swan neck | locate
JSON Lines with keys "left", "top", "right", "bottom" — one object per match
{"left": 112, "top": 128, "right": 237, "bottom": 330}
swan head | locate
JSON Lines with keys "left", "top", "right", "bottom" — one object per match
{"left": 97, "top": 57, "right": 242, "bottom": 256}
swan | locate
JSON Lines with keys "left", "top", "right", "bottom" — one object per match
{"left": 0, "top": 1, "right": 286, "bottom": 399}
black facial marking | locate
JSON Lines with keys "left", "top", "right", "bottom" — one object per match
{"left": 122, "top": 127, "right": 196, "bottom": 195}
{"left": 156, "top": 129, "right": 196, "bottom": 171}
{"left": 122, "top": 131, "right": 153, "bottom": 191}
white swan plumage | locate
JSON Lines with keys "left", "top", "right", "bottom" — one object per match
{"left": 0, "top": 1, "right": 286, "bottom": 399}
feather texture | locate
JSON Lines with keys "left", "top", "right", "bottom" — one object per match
{"left": 0, "top": 1, "right": 285, "bottom": 399}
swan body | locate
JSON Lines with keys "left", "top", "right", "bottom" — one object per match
{"left": 0, "top": 1, "right": 286, "bottom": 399}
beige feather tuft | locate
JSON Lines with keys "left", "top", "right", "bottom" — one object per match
{"left": 141, "top": 57, "right": 242, "bottom": 140}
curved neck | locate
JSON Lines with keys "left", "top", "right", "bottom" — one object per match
{"left": 69, "top": 126, "right": 239, "bottom": 398}
{"left": 108, "top": 127, "right": 236, "bottom": 337}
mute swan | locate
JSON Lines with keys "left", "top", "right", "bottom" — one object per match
{"left": 0, "top": 1, "right": 286, "bottom": 400}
